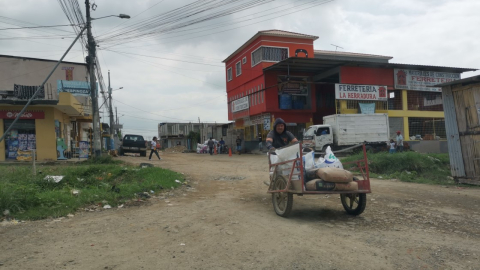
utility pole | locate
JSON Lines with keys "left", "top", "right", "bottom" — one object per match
{"left": 108, "top": 70, "right": 114, "bottom": 150}
{"left": 86, "top": 0, "right": 101, "bottom": 158}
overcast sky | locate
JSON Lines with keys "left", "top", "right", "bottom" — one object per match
{"left": 1, "top": 0, "right": 479, "bottom": 139}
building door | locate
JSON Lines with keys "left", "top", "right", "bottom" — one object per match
{"left": 3, "top": 119, "right": 36, "bottom": 159}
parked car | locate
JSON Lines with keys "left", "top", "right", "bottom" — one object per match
{"left": 120, "top": 134, "right": 147, "bottom": 156}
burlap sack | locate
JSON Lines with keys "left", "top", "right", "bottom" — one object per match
{"left": 333, "top": 181, "right": 358, "bottom": 191}
{"left": 305, "top": 169, "right": 319, "bottom": 181}
{"left": 305, "top": 179, "right": 336, "bottom": 191}
{"left": 316, "top": 167, "right": 353, "bottom": 183}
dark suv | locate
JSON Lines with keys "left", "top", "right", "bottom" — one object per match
{"left": 120, "top": 134, "right": 147, "bottom": 156}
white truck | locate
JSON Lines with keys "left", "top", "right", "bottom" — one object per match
{"left": 302, "top": 114, "right": 390, "bottom": 152}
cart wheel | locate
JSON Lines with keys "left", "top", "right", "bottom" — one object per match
{"left": 272, "top": 175, "right": 293, "bottom": 217}
{"left": 340, "top": 193, "right": 366, "bottom": 215}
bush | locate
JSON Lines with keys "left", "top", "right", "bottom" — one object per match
{"left": 342, "top": 151, "right": 453, "bottom": 184}
{"left": 0, "top": 162, "right": 183, "bottom": 220}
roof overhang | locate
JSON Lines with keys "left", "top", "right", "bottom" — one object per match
{"left": 222, "top": 31, "right": 318, "bottom": 63}
{"left": 435, "top": 75, "right": 480, "bottom": 87}
{"left": 263, "top": 57, "right": 477, "bottom": 81}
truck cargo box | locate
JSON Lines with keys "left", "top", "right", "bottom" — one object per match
{"left": 323, "top": 114, "right": 389, "bottom": 146}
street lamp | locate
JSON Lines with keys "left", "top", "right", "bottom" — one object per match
{"left": 112, "top": 87, "right": 123, "bottom": 91}
{"left": 91, "top": 14, "right": 131, "bottom": 20}
{"left": 86, "top": 0, "right": 130, "bottom": 158}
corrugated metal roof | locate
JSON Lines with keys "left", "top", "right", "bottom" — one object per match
{"left": 222, "top": 30, "right": 318, "bottom": 63}
{"left": 314, "top": 50, "right": 393, "bottom": 60}
{"left": 435, "top": 75, "right": 480, "bottom": 87}
{"left": 263, "top": 57, "right": 477, "bottom": 76}
{"left": 442, "top": 85, "right": 466, "bottom": 177}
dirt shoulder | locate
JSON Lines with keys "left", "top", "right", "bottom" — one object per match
{"left": 1, "top": 152, "right": 479, "bottom": 270}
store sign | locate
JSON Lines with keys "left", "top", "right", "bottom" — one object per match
{"left": 335, "top": 84, "right": 387, "bottom": 101}
{"left": 263, "top": 115, "right": 271, "bottom": 130}
{"left": 232, "top": 96, "right": 249, "bottom": 112}
{"left": 394, "top": 69, "right": 460, "bottom": 92}
{"left": 0, "top": 110, "right": 45, "bottom": 119}
{"left": 57, "top": 80, "right": 97, "bottom": 96}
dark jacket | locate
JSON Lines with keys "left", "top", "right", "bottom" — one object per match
{"left": 266, "top": 118, "right": 296, "bottom": 149}
{"left": 207, "top": 140, "right": 215, "bottom": 148}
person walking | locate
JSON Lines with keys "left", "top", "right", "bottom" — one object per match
{"left": 149, "top": 137, "right": 161, "bottom": 160}
{"left": 207, "top": 137, "right": 215, "bottom": 155}
{"left": 219, "top": 137, "right": 225, "bottom": 154}
{"left": 236, "top": 136, "right": 242, "bottom": 155}
{"left": 258, "top": 133, "right": 263, "bottom": 151}
{"left": 396, "top": 131, "right": 404, "bottom": 152}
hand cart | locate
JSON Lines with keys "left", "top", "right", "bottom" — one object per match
{"left": 267, "top": 142, "right": 371, "bottom": 217}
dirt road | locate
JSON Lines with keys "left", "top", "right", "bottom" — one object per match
{"left": 1, "top": 152, "right": 479, "bottom": 269}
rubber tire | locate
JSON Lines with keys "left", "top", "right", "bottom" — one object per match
{"left": 140, "top": 151, "right": 147, "bottom": 157}
{"left": 341, "top": 193, "right": 366, "bottom": 216}
{"left": 272, "top": 175, "right": 293, "bottom": 217}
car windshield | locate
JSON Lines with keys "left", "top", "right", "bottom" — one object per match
{"left": 124, "top": 135, "right": 144, "bottom": 141}
{"left": 304, "top": 127, "right": 316, "bottom": 136}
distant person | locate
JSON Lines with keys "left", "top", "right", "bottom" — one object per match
{"left": 207, "top": 137, "right": 215, "bottom": 155}
{"left": 236, "top": 136, "right": 242, "bottom": 155}
{"left": 258, "top": 133, "right": 263, "bottom": 151}
{"left": 219, "top": 137, "right": 225, "bottom": 153}
{"left": 389, "top": 139, "right": 396, "bottom": 154}
{"left": 149, "top": 137, "right": 161, "bottom": 160}
{"left": 266, "top": 118, "right": 298, "bottom": 151}
{"left": 396, "top": 131, "right": 404, "bottom": 152}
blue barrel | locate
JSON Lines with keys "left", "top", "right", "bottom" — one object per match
{"left": 279, "top": 94, "right": 292, "bottom": 109}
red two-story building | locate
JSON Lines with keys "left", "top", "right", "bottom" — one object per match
{"left": 223, "top": 30, "right": 476, "bottom": 153}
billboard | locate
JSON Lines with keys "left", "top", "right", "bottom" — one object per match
{"left": 335, "top": 84, "right": 388, "bottom": 101}
{"left": 394, "top": 69, "right": 461, "bottom": 92}
{"left": 232, "top": 96, "right": 249, "bottom": 113}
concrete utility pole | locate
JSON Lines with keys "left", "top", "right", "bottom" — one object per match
{"left": 86, "top": 0, "right": 101, "bottom": 158}
{"left": 108, "top": 70, "right": 114, "bottom": 149}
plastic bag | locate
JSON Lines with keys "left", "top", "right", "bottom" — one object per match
{"left": 316, "top": 146, "right": 343, "bottom": 169}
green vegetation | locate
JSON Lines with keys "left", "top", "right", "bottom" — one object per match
{"left": 0, "top": 158, "right": 183, "bottom": 220}
{"left": 342, "top": 151, "right": 453, "bottom": 185}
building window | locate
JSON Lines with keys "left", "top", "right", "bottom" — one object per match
{"left": 407, "top": 91, "right": 443, "bottom": 111}
{"left": 227, "top": 67, "right": 232, "bottom": 81}
{"left": 242, "top": 57, "right": 246, "bottom": 64}
{"left": 261, "top": 91, "right": 264, "bottom": 103}
{"left": 388, "top": 90, "right": 403, "bottom": 110}
{"left": 235, "top": 61, "right": 241, "bottom": 77}
{"left": 251, "top": 46, "right": 288, "bottom": 67}
{"left": 408, "top": 117, "right": 446, "bottom": 140}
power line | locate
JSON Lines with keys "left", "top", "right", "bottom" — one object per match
{"left": 103, "top": 49, "right": 223, "bottom": 67}
{"left": 112, "top": 98, "right": 195, "bottom": 122}
{"left": 0, "top": 24, "right": 78, "bottom": 30}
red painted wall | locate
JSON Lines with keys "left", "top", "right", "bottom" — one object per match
{"left": 340, "top": 66, "right": 394, "bottom": 89}
{"left": 225, "top": 34, "right": 315, "bottom": 120}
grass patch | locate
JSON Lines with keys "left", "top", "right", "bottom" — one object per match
{"left": 0, "top": 162, "right": 183, "bottom": 220}
{"left": 342, "top": 151, "right": 454, "bottom": 185}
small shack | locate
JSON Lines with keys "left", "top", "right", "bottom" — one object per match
{"left": 437, "top": 75, "right": 480, "bottom": 185}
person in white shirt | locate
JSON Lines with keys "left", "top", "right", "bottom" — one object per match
{"left": 396, "top": 131, "right": 404, "bottom": 152}
{"left": 149, "top": 137, "right": 161, "bottom": 160}
{"left": 389, "top": 139, "right": 396, "bottom": 154}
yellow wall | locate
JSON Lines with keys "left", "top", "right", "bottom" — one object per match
{"left": 35, "top": 107, "right": 57, "bottom": 161}
{"left": 337, "top": 90, "right": 445, "bottom": 141}
{"left": 0, "top": 106, "right": 57, "bottom": 161}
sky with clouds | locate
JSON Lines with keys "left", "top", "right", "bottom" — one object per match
{"left": 1, "top": 0, "right": 479, "bottom": 139}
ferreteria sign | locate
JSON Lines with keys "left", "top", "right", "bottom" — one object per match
{"left": 335, "top": 84, "right": 388, "bottom": 101}
{"left": 394, "top": 69, "right": 461, "bottom": 92}
{"left": 232, "top": 96, "right": 249, "bottom": 113}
